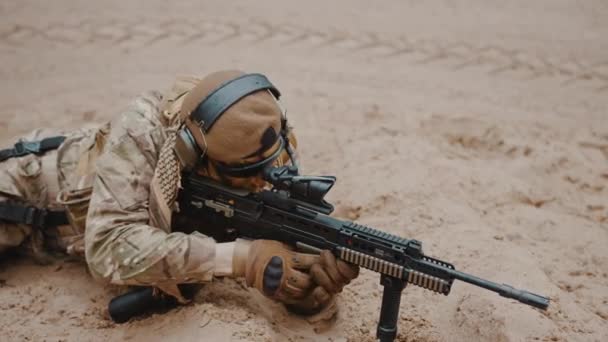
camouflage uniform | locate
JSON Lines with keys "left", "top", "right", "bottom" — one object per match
{"left": 0, "top": 125, "right": 99, "bottom": 259}
{"left": 0, "top": 77, "right": 217, "bottom": 298}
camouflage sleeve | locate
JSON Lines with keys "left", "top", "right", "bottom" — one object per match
{"left": 84, "top": 124, "right": 217, "bottom": 289}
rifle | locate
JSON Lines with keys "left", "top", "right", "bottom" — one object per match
{"left": 109, "top": 166, "right": 549, "bottom": 341}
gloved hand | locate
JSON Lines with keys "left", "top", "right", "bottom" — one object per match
{"left": 286, "top": 250, "right": 359, "bottom": 315}
{"left": 311, "top": 250, "right": 359, "bottom": 294}
{"left": 230, "top": 239, "right": 359, "bottom": 315}
{"left": 232, "top": 239, "right": 319, "bottom": 304}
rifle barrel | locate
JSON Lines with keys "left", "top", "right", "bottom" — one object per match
{"left": 426, "top": 260, "right": 550, "bottom": 310}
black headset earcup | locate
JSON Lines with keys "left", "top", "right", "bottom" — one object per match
{"left": 174, "top": 127, "right": 202, "bottom": 171}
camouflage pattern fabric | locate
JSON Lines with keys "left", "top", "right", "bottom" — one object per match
{"left": 84, "top": 88, "right": 217, "bottom": 300}
{"left": 0, "top": 128, "right": 83, "bottom": 261}
{"left": 1, "top": 78, "right": 218, "bottom": 300}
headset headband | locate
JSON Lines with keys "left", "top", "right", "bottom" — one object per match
{"left": 191, "top": 73, "right": 281, "bottom": 132}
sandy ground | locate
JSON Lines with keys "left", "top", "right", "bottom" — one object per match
{"left": 1, "top": 0, "right": 607, "bottom": 341}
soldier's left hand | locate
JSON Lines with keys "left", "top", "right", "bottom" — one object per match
{"left": 285, "top": 250, "right": 359, "bottom": 315}
{"left": 310, "top": 250, "right": 359, "bottom": 294}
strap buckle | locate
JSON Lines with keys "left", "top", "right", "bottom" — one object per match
{"left": 13, "top": 140, "right": 42, "bottom": 157}
{"left": 23, "top": 206, "right": 48, "bottom": 228}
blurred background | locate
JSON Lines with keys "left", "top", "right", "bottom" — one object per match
{"left": 1, "top": 1, "right": 607, "bottom": 341}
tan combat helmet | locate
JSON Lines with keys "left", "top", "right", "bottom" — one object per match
{"left": 174, "top": 70, "right": 297, "bottom": 183}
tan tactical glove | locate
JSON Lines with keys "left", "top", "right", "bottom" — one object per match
{"left": 230, "top": 239, "right": 359, "bottom": 315}
{"left": 286, "top": 250, "right": 360, "bottom": 315}
{"left": 232, "top": 239, "right": 319, "bottom": 303}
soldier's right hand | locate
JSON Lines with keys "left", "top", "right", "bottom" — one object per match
{"left": 233, "top": 239, "right": 320, "bottom": 304}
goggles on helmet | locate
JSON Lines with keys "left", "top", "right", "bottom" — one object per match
{"left": 210, "top": 125, "right": 298, "bottom": 178}
{"left": 211, "top": 135, "right": 285, "bottom": 178}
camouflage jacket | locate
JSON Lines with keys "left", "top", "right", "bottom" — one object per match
{"left": 83, "top": 77, "right": 217, "bottom": 298}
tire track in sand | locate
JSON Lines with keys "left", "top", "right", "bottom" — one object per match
{"left": 1, "top": 18, "right": 607, "bottom": 91}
